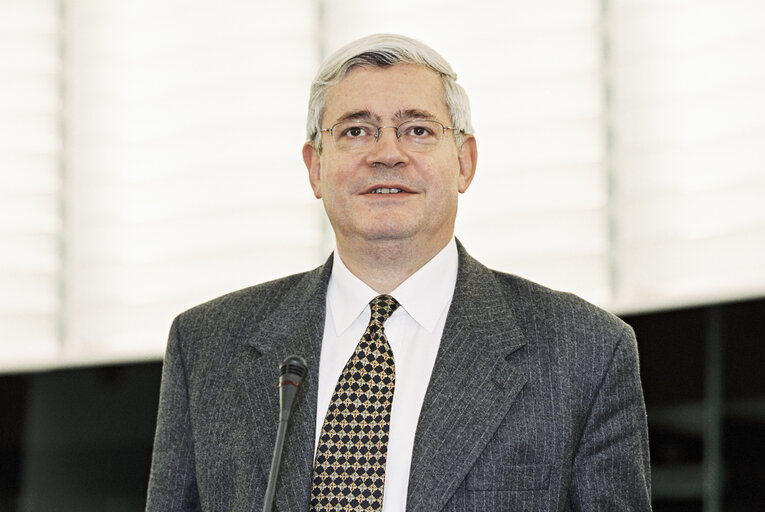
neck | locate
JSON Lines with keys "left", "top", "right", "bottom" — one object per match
{"left": 335, "top": 236, "right": 452, "bottom": 294}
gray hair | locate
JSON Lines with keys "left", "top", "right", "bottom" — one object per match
{"left": 306, "top": 33, "right": 473, "bottom": 152}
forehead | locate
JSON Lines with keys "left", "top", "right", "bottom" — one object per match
{"left": 323, "top": 63, "right": 449, "bottom": 125}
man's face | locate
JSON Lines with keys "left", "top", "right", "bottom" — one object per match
{"left": 303, "top": 63, "right": 476, "bottom": 253}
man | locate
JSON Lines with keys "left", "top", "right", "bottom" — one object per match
{"left": 147, "top": 34, "right": 651, "bottom": 511}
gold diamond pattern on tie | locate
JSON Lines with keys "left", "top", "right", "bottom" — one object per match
{"left": 310, "top": 295, "right": 399, "bottom": 512}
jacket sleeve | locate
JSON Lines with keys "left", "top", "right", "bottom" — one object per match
{"left": 569, "top": 324, "right": 652, "bottom": 511}
{"left": 146, "top": 316, "right": 202, "bottom": 512}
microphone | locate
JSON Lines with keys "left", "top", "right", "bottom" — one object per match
{"left": 262, "top": 355, "right": 308, "bottom": 512}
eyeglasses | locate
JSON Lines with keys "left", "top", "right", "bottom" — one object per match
{"left": 320, "top": 119, "right": 462, "bottom": 152}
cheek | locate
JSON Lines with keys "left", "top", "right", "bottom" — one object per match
{"left": 427, "top": 159, "right": 461, "bottom": 194}
{"left": 321, "top": 171, "right": 347, "bottom": 199}
{"left": 319, "top": 158, "right": 357, "bottom": 205}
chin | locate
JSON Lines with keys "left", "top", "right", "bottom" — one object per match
{"left": 361, "top": 229, "right": 415, "bottom": 242}
{"left": 357, "top": 222, "right": 420, "bottom": 242}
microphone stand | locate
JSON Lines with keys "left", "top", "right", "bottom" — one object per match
{"left": 262, "top": 355, "right": 308, "bottom": 512}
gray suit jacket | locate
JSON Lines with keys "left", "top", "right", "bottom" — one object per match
{"left": 146, "top": 243, "right": 651, "bottom": 511}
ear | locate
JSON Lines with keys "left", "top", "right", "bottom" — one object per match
{"left": 303, "top": 142, "right": 322, "bottom": 199}
{"left": 457, "top": 135, "right": 477, "bottom": 193}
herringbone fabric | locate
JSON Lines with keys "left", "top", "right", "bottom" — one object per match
{"left": 310, "top": 295, "right": 399, "bottom": 511}
{"left": 147, "top": 243, "right": 651, "bottom": 511}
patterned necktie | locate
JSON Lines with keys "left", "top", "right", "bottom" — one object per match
{"left": 310, "top": 295, "right": 400, "bottom": 512}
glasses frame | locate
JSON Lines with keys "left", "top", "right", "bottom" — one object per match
{"left": 319, "top": 119, "right": 463, "bottom": 152}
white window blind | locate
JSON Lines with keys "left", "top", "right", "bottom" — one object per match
{"left": 323, "top": 0, "right": 611, "bottom": 305}
{"left": 2, "top": 0, "right": 764, "bottom": 371}
{"left": 62, "top": 0, "right": 323, "bottom": 362}
{"left": 0, "top": 0, "right": 62, "bottom": 365}
{"left": 610, "top": 0, "right": 765, "bottom": 312}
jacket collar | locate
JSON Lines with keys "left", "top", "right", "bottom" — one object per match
{"left": 241, "top": 241, "right": 528, "bottom": 511}
{"left": 242, "top": 255, "right": 332, "bottom": 511}
{"left": 406, "top": 240, "right": 528, "bottom": 511}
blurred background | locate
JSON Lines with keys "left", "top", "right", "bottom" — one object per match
{"left": 1, "top": 0, "right": 763, "bottom": 510}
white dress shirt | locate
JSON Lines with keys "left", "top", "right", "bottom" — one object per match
{"left": 315, "top": 238, "right": 458, "bottom": 512}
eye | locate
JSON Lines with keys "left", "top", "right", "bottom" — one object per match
{"left": 402, "top": 122, "right": 437, "bottom": 138}
{"left": 338, "top": 123, "right": 373, "bottom": 139}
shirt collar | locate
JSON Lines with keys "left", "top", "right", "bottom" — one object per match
{"left": 327, "top": 238, "right": 458, "bottom": 334}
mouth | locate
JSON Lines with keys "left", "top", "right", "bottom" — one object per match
{"left": 362, "top": 184, "right": 415, "bottom": 195}
{"left": 370, "top": 187, "right": 403, "bottom": 194}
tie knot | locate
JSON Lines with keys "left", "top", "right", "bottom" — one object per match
{"left": 369, "top": 295, "right": 399, "bottom": 326}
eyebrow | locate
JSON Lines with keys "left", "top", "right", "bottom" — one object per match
{"left": 335, "top": 110, "right": 380, "bottom": 124}
{"left": 394, "top": 109, "right": 438, "bottom": 122}
{"left": 333, "top": 108, "right": 440, "bottom": 125}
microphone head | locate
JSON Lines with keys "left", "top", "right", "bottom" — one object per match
{"left": 279, "top": 355, "right": 308, "bottom": 388}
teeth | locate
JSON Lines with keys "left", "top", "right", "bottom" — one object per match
{"left": 371, "top": 188, "right": 402, "bottom": 194}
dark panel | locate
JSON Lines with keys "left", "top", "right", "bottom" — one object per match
{"left": 0, "top": 375, "right": 26, "bottom": 511}
{"left": 1, "top": 362, "right": 162, "bottom": 512}
{"left": 625, "top": 307, "right": 706, "bottom": 406}
{"left": 722, "top": 300, "right": 765, "bottom": 511}
{"left": 651, "top": 501, "right": 702, "bottom": 512}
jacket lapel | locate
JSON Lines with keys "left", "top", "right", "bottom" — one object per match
{"left": 233, "top": 244, "right": 528, "bottom": 511}
{"left": 240, "top": 257, "right": 333, "bottom": 512}
{"left": 406, "top": 244, "right": 528, "bottom": 512}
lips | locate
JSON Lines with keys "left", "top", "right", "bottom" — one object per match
{"left": 362, "top": 184, "right": 415, "bottom": 195}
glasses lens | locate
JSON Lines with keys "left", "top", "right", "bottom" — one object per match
{"left": 332, "top": 122, "right": 376, "bottom": 151}
{"left": 328, "top": 119, "right": 446, "bottom": 152}
{"left": 397, "top": 120, "right": 443, "bottom": 151}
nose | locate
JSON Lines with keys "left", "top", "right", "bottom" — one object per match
{"left": 365, "top": 126, "right": 408, "bottom": 168}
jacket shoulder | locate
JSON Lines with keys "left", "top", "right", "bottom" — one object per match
{"left": 455, "top": 240, "right": 627, "bottom": 339}
{"left": 172, "top": 268, "right": 320, "bottom": 343}
{"left": 489, "top": 268, "right": 631, "bottom": 342}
